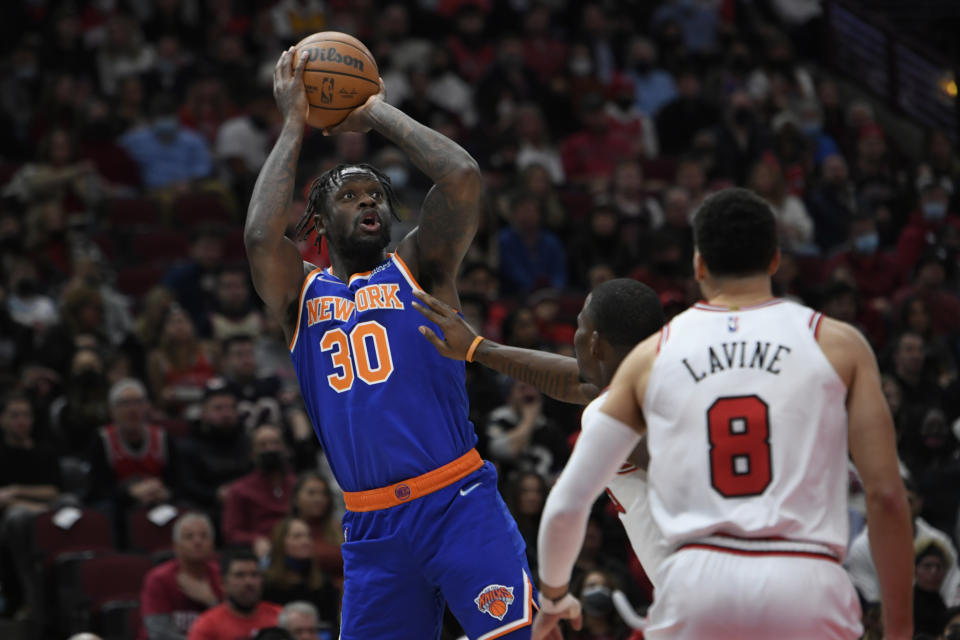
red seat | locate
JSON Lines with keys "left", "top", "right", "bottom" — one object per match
{"left": 57, "top": 552, "right": 153, "bottom": 636}
{"left": 107, "top": 198, "right": 161, "bottom": 230}
{"left": 101, "top": 599, "right": 142, "bottom": 640}
{"left": 115, "top": 263, "right": 165, "bottom": 297}
{"left": 33, "top": 508, "right": 113, "bottom": 569}
{"left": 171, "top": 192, "right": 235, "bottom": 228}
{"left": 133, "top": 230, "right": 190, "bottom": 263}
{"left": 128, "top": 505, "right": 184, "bottom": 554}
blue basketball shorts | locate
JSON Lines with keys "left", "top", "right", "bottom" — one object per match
{"left": 339, "top": 462, "right": 538, "bottom": 639}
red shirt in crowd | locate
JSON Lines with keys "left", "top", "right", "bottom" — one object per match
{"left": 221, "top": 470, "right": 296, "bottom": 546}
{"left": 824, "top": 250, "right": 902, "bottom": 302}
{"left": 560, "top": 123, "right": 634, "bottom": 186}
{"left": 138, "top": 559, "right": 223, "bottom": 640}
{"left": 895, "top": 209, "right": 960, "bottom": 274}
{"left": 186, "top": 601, "right": 281, "bottom": 640}
{"left": 99, "top": 424, "right": 167, "bottom": 483}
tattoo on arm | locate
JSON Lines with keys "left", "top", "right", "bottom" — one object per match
{"left": 477, "top": 342, "right": 587, "bottom": 404}
{"left": 367, "top": 102, "right": 481, "bottom": 269}
{"left": 245, "top": 125, "right": 302, "bottom": 245}
{"left": 244, "top": 123, "right": 306, "bottom": 316}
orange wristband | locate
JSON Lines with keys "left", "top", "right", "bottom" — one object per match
{"left": 465, "top": 336, "right": 485, "bottom": 363}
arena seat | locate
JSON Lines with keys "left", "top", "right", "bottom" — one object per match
{"left": 132, "top": 229, "right": 191, "bottom": 263}
{"left": 107, "top": 198, "right": 161, "bottom": 230}
{"left": 56, "top": 552, "right": 152, "bottom": 637}
{"left": 171, "top": 192, "right": 234, "bottom": 228}
{"left": 128, "top": 505, "right": 184, "bottom": 554}
{"left": 115, "top": 263, "right": 165, "bottom": 297}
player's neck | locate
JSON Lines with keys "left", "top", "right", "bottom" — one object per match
{"left": 702, "top": 274, "right": 774, "bottom": 309}
{"left": 328, "top": 249, "right": 387, "bottom": 282}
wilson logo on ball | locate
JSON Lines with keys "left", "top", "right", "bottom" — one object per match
{"left": 474, "top": 584, "right": 515, "bottom": 621}
{"left": 304, "top": 46, "right": 365, "bottom": 71}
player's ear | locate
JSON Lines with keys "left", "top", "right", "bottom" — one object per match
{"left": 767, "top": 248, "right": 781, "bottom": 276}
{"left": 693, "top": 251, "right": 706, "bottom": 281}
{"left": 590, "top": 330, "right": 603, "bottom": 360}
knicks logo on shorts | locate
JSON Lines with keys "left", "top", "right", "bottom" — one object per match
{"left": 474, "top": 584, "right": 515, "bottom": 621}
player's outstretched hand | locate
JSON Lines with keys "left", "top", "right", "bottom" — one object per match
{"left": 412, "top": 289, "right": 477, "bottom": 361}
{"left": 531, "top": 594, "right": 582, "bottom": 640}
{"left": 323, "top": 77, "right": 386, "bottom": 136}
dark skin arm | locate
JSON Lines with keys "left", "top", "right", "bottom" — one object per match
{"left": 411, "top": 289, "right": 598, "bottom": 404}
{"left": 412, "top": 289, "right": 650, "bottom": 467}
{"left": 244, "top": 47, "right": 316, "bottom": 341}
{"left": 325, "top": 86, "right": 482, "bottom": 308}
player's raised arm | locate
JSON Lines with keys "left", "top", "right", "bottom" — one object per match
{"left": 326, "top": 89, "right": 481, "bottom": 305}
{"left": 819, "top": 317, "right": 913, "bottom": 639}
{"left": 410, "top": 290, "right": 597, "bottom": 404}
{"left": 244, "top": 48, "right": 314, "bottom": 338}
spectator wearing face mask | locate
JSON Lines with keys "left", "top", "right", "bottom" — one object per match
{"left": 569, "top": 568, "right": 630, "bottom": 640}
{"left": 897, "top": 176, "right": 960, "bottom": 274}
{"left": 222, "top": 424, "right": 295, "bottom": 559}
{"left": 119, "top": 93, "right": 212, "bottom": 193}
{"left": 825, "top": 214, "right": 901, "bottom": 305}
{"left": 178, "top": 382, "right": 250, "bottom": 517}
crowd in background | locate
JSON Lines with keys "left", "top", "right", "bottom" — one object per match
{"left": 1, "top": 0, "right": 960, "bottom": 638}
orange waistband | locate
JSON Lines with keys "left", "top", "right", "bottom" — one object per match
{"left": 342, "top": 449, "right": 483, "bottom": 512}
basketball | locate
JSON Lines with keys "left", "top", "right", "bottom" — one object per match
{"left": 488, "top": 600, "right": 507, "bottom": 618}
{"left": 294, "top": 32, "right": 380, "bottom": 129}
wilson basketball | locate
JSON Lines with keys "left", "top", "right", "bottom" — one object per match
{"left": 294, "top": 32, "right": 379, "bottom": 129}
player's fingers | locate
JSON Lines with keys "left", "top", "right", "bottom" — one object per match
{"left": 569, "top": 613, "right": 583, "bottom": 631}
{"left": 418, "top": 326, "right": 448, "bottom": 353}
{"left": 293, "top": 49, "right": 307, "bottom": 80}
{"left": 410, "top": 300, "right": 445, "bottom": 325}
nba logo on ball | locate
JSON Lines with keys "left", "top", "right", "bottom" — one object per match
{"left": 474, "top": 584, "right": 514, "bottom": 621}
{"left": 320, "top": 77, "right": 334, "bottom": 104}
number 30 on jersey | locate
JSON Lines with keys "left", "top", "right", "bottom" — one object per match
{"left": 320, "top": 321, "right": 394, "bottom": 392}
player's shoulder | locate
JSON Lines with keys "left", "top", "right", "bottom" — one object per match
{"left": 817, "top": 316, "right": 872, "bottom": 356}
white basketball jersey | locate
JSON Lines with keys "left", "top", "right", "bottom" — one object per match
{"left": 583, "top": 391, "right": 671, "bottom": 583}
{"left": 643, "top": 299, "right": 850, "bottom": 559}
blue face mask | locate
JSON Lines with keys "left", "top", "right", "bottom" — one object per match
{"left": 801, "top": 122, "right": 821, "bottom": 137}
{"left": 852, "top": 232, "right": 879, "bottom": 254}
{"left": 923, "top": 201, "right": 947, "bottom": 222}
{"left": 153, "top": 117, "right": 178, "bottom": 139}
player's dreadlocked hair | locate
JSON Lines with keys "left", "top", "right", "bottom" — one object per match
{"left": 295, "top": 163, "right": 402, "bottom": 250}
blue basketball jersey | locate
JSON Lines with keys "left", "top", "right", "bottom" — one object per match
{"left": 289, "top": 253, "right": 477, "bottom": 492}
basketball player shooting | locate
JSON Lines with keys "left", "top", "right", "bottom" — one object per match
{"left": 531, "top": 189, "right": 914, "bottom": 639}
{"left": 244, "top": 48, "right": 538, "bottom": 639}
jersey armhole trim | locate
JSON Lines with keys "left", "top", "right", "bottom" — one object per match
{"left": 656, "top": 323, "right": 670, "bottom": 353}
{"left": 288, "top": 267, "right": 325, "bottom": 353}
{"left": 390, "top": 252, "right": 425, "bottom": 292}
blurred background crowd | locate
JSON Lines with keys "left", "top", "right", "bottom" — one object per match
{"left": 1, "top": 0, "right": 960, "bottom": 638}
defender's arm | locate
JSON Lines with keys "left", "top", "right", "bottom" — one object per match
{"left": 411, "top": 290, "right": 598, "bottom": 404}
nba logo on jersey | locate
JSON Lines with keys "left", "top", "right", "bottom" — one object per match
{"left": 727, "top": 316, "right": 739, "bottom": 332}
{"left": 474, "top": 584, "right": 515, "bottom": 621}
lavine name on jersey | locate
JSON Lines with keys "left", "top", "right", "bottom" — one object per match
{"left": 682, "top": 340, "right": 792, "bottom": 383}
{"left": 306, "top": 283, "right": 404, "bottom": 326}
